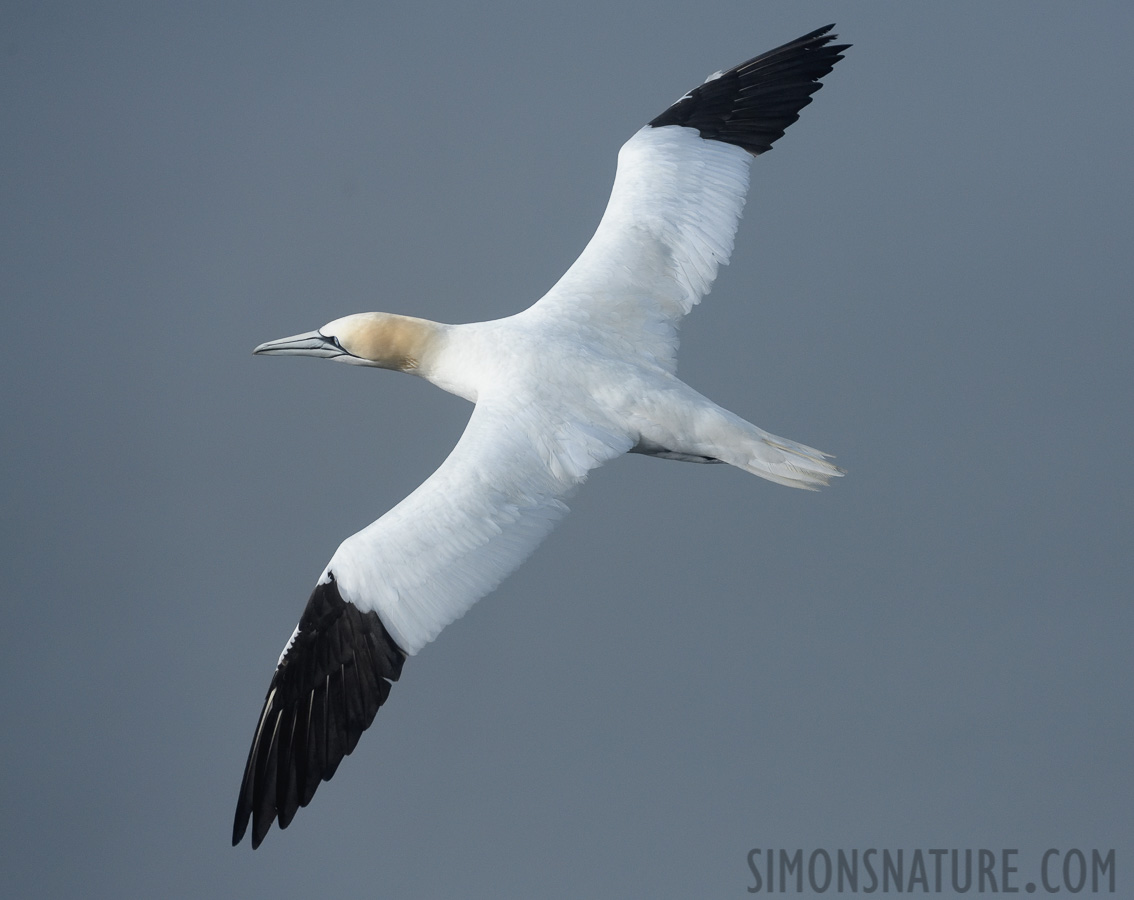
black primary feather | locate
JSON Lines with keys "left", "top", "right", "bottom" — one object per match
{"left": 232, "top": 573, "right": 405, "bottom": 848}
{"left": 648, "top": 24, "right": 849, "bottom": 156}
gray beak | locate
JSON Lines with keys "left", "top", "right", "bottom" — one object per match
{"left": 253, "top": 330, "right": 345, "bottom": 358}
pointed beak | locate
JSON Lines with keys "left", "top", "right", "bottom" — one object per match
{"left": 253, "top": 330, "right": 345, "bottom": 359}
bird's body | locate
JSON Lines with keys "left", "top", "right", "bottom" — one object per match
{"left": 234, "top": 25, "right": 849, "bottom": 848}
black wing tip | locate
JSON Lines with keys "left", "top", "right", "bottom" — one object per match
{"left": 648, "top": 24, "right": 849, "bottom": 156}
{"left": 231, "top": 574, "right": 407, "bottom": 848}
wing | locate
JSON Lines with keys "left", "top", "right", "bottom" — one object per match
{"left": 327, "top": 393, "right": 631, "bottom": 655}
{"left": 233, "top": 395, "right": 630, "bottom": 846}
{"left": 232, "top": 573, "right": 405, "bottom": 848}
{"left": 528, "top": 25, "right": 848, "bottom": 368}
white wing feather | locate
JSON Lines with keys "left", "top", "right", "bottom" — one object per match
{"left": 323, "top": 394, "right": 632, "bottom": 654}
{"left": 529, "top": 125, "right": 751, "bottom": 368}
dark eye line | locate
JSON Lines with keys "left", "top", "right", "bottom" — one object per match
{"left": 319, "top": 331, "right": 346, "bottom": 351}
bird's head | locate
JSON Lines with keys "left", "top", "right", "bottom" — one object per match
{"left": 254, "top": 312, "right": 439, "bottom": 372}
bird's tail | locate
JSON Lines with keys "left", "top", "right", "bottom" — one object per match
{"left": 738, "top": 429, "right": 845, "bottom": 490}
{"left": 634, "top": 382, "right": 844, "bottom": 490}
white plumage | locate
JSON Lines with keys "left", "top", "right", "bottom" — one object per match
{"left": 234, "top": 24, "right": 849, "bottom": 849}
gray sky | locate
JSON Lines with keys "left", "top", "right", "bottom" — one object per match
{"left": 3, "top": 2, "right": 1132, "bottom": 897}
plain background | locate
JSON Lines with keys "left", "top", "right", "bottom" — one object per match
{"left": 3, "top": 2, "right": 1131, "bottom": 897}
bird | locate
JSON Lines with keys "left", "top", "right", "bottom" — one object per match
{"left": 233, "top": 24, "right": 849, "bottom": 848}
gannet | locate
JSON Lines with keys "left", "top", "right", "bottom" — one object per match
{"left": 234, "top": 24, "right": 848, "bottom": 848}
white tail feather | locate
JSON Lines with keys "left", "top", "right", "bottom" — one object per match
{"left": 742, "top": 433, "right": 844, "bottom": 490}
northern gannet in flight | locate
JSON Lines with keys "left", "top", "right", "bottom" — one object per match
{"left": 234, "top": 24, "right": 848, "bottom": 848}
